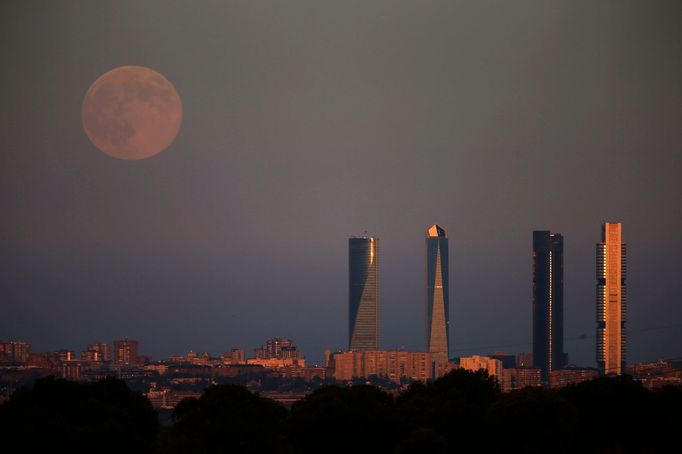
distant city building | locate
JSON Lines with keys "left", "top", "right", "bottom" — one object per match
{"left": 246, "top": 357, "right": 305, "bottom": 369}
{"left": 596, "top": 222, "right": 626, "bottom": 375}
{"left": 113, "top": 339, "right": 139, "bottom": 365}
{"left": 489, "top": 352, "right": 517, "bottom": 369}
{"left": 502, "top": 367, "right": 542, "bottom": 392}
{"left": 517, "top": 352, "right": 534, "bottom": 367}
{"left": 184, "top": 351, "right": 211, "bottom": 365}
{"left": 166, "top": 354, "right": 186, "bottom": 364}
{"left": 459, "top": 355, "right": 504, "bottom": 389}
{"left": 0, "top": 340, "right": 30, "bottom": 363}
{"left": 627, "top": 360, "right": 682, "bottom": 390}
{"left": 60, "top": 361, "right": 82, "bottom": 381}
{"left": 627, "top": 360, "right": 676, "bottom": 378}
{"left": 56, "top": 349, "right": 74, "bottom": 362}
{"left": 27, "top": 352, "right": 54, "bottom": 369}
{"left": 86, "top": 342, "right": 111, "bottom": 361}
{"left": 303, "top": 366, "right": 326, "bottom": 382}
{"left": 249, "top": 338, "right": 304, "bottom": 368}
{"left": 332, "top": 350, "right": 432, "bottom": 383}
{"left": 14, "top": 341, "right": 30, "bottom": 363}
{"left": 425, "top": 224, "right": 450, "bottom": 371}
{"left": 274, "top": 364, "right": 326, "bottom": 381}
{"left": 222, "top": 348, "right": 245, "bottom": 364}
{"left": 231, "top": 348, "right": 245, "bottom": 363}
{"left": 532, "top": 230, "right": 566, "bottom": 383}
{"left": 255, "top": 338, "right": 300, "bottom": 360}
{"left": 80, "top": 350, "right": 103, "bottom": 362}
{"left": 0, "top": 343, "right": 9, "bottom": 363}
{"left": 0, "top": 342, "right": 9, "bottom": 362}
{"left": 349, "top": 236, "right": 379, "bottom": 351}
{"left": 549, "top": 367, "right": 599, "bottom": 388}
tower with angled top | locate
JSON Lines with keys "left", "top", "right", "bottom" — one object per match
{"left": 349, "top": 236, "right": 379, "bottom": 351}
{"left": 426, "top": 224, "right": 449, "bottom": 369}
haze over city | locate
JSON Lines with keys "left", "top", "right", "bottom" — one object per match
{"left": 2, "top": 0, "right": 682, "bottom": 367}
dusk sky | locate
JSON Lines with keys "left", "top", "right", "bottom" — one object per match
{"left": 2, "top": 1, "right": 681, "bottom": 365}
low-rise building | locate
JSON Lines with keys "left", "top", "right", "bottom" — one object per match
{"left": 332, "top": 350, "right": 431, "bottom": 383}
{"left": 247, "top": 357, "right": 306, "bottom": 369}
{"left": 0, "top": 341, "right": 30, "bottom": 363}
{"left": 460, "top": 355, "right": 504, "bottom": 388}
{"left": 222, "top": 348, "right": 245, "bottom": 364}
{"left": 503, "top": 367, "right": 542, "bottom": 391}
{"left": 60, "top": 361, "right": 83, "bottom": 381}
{"left": 549, "top": 367, "right": 599, "bottom": 388}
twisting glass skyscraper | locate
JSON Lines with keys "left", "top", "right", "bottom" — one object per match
{"left": 425, "top": 224, "right": 449, "bottom": 368}
{"left": 597, "top": 222, "right": 626, "bottom": 375}
{"left": 349, "top": 237, "right": 379, "bottom": 351}
{"left": 532, "top": 230, "right": 565, "bottom": 383}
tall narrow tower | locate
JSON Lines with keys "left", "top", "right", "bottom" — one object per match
{"left": 532, "top": 230, "right": 565, "bottom": 383}
{"left": 426, "top": 224, "right": 449, "bottom": 368}
{"left": 597, "top": 222, "right": 626, "bottom": 375}
{"left": 349, "top": 236, "right": 379, "bottom": 351}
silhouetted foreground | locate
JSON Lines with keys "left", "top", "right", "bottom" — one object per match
{"left": 2, "top": 370, "right": 681, "bottom": 453}
{"left": 0, "top": 376, "right": 157, "bottom": 453}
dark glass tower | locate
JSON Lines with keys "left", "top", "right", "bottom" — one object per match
{"left": 426, "top": 224, "right": 449, "bottom": 368}
{"left": 532, "top": 231, "right": 565, "bottom": 383}
{"left": 348, "top": 237, "right": 379, "bottom": 351}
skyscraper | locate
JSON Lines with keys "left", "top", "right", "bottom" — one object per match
{"left": 597, "top": 222, "right": 626, "bottom": 375}
{"left": 532, "top": 231, "right": 565, "bottom": 383}
{"left": 113, "top": 339, "right": 139, "bottom": 365}
{"left": 425, "top": 224, "right": 449, "bottom": 369}
{"left": 349, "top": 236, "right": 379, "bottom": 351}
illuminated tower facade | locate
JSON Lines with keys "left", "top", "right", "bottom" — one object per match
{"left": 349, "top": 237, "right": 379, "bottom": 351}
{"left": 596, "top": 222, "right": 626, "bottom": 375}
{"left": 532, "top": 230, "right": 565, "bottom": 383}
{"left": 426, "top": 224, "right": 449, "bottom": 368}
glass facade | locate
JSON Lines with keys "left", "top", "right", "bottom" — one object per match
{"left": 426, "top": 224, "right": 449, "bottom": 367}
{"left": 348, "top": 237, "right": 379, "bottom": 351}
{"left": 596, "top": 222, "right": 626, "bottom": 375}
{"left": 532, "top": 230, "right": 565, "bottom": 383}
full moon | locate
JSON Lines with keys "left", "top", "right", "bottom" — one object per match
{"left": 82, "top": 66, "right": 182, "bottom": 160}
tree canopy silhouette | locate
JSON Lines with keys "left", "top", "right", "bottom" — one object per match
{"left": 159, "top": 383, "right": 289, "bottom": 454}
{"left": 288, "top": 384, "right": 398, "bottom": 454}
{"left": 395, "top": 368, "right": 500, "bottom": 450}
{"left": 0, "top": 376, "right": 157, "bottom": 453}
{"left": 3, "top": 369, "right": 680, "bottom": 453}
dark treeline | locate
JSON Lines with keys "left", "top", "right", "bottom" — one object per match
{"left": 1, "top": 370, "right": 680, "bottom": 453}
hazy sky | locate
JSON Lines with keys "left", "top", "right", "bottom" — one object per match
{"left": 2, "top": 1, "right": 681, "bottom": 365}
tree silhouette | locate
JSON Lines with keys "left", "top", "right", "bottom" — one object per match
{"left": 159, "top": 383, "right": 290, "bottom": 454}
{"left": 287, "top": 385, "right": 398, "bottom": 454}
{"left": 0, "top": 376, "right": 157, "bottom": 453}
{"left": 396, "top": 368, "right": 500, "bottom": 450}
{"left": 560, "top": 375, "right": 656, "bottom": 452}
{"left": 4, "top": 369, "right": 680, "bottom": 453}
{"left": 649, "top": 385, "right": 682, "bottom": 452}
{"left": 488, "top": 387, "right": 577, "bottom": 452}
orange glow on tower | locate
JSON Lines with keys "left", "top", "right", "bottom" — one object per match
{"left": 596, "top": 222, "right": 626, "bottom": 375}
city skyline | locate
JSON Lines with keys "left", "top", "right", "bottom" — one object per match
{"left": 2, "top": 2, "right": 681, "bottom": 367}
{"left": 5, "top": 221, "right": 673, "bottom": 375}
